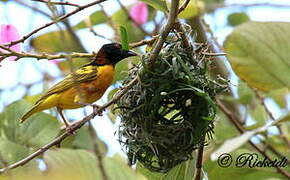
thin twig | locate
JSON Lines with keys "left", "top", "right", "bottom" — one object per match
{"left": 178, "top": 0, "right": 190, "bottom": 14}
{"left": 202, "top": 52, "right": 226, "bottom": 56}
{"left": 174, "top": 21, "right": 192, "bottom": 51}
{"left": 0, "top": 37, "right": 156, "bottom": 62}
{"left": 32, "top": 0, "right": 81, "bottom": 7}
{"left": 4, "top": 0, "right": 108, "bottom": 47}
{"left": 14, "top": 0, "right": 51, "bottom": 18}
{"left": 129, "top": 35, "right": 159, "bottom": 49}
{"left": 217, "top": 99, "right": 290, "bottom": 179}
{"left": 253, "top": 89, "right": 290, "bottom": 148}
{"left": 193, "top": 145, "right": 204, "bottom": 180}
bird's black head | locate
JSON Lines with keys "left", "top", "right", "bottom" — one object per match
{"left": 96, "top": 43, "right": 137, "bottom": 65}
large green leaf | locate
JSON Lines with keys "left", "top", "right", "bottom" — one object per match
{"left": 43, "top": 149, "right": 102, "bottom": 180}
{"left": 227, "top": 12, "right": 250, "bottom": 27}
{"left": 104, "top": 155, "right": 146, "bottom": 180}
{"left": 237, "top": 81, "right": 254, "bottom": 105}
{"left": 0, "top": 138, "right": 29, "bottom": 165}
{"left": 0, "top": 160, "right": 40, "bottom": 180}
{"left": 114, "top": 56, "right": 140, "bottom": 83}
{"left": 2, "top": 149, "right": 145, "bottom": 180}
{"left": 1, "top": 100, "right": 60, "bottom": 148}
{"left": 31, "top": 30, "right": 85, "bottom": 53}
{"left": 204, "top": 154, "right": 285, "bottom": 180}
{"left": 224, "top": 22, "right": 290, "bottom": 92}
{"left": 166, "top": 0, "right": 204, "bottom": 19}
{"left": 73, "top": 10, "right": 107, "bottom": 30}
{"left": 140, "top": 0, "right": 167, "bottom": 12}
{"left": 120, "top": 26, "right": 129, "bottom": 51}
{"left": 137, "top": 158, "right": 195, "bottom": 180}
{"left": 112, "top": 8, "right": 145, "bottom": 42}
{"left": 268, "top": 88, "right": 289, "bottom": 108}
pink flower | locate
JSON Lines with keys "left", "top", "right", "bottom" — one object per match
{"left": 50, "top": 59, "right": 61, "bottom": 64}
{"left": 130, "top": 2, "right": 148, "bottom": 25}
{"left": 0, "top": 24, "right": 21, "bottom": 61}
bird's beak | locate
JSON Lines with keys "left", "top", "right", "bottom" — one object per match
{"left": 124, "top": 50, "right": 138, "bottom": 57}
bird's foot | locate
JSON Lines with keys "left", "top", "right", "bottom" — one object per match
{"left": 91, "top": 104, "right": 103, "bottom": 116}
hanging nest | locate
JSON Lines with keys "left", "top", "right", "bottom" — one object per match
{"left": 116, "top": 37, "right": 228, "bottom": 172}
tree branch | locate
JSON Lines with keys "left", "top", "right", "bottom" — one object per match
{"left": 148, "top": 0, "right": 180, "bottom": 68}
{"left": 178, "top": 0, "right": 190, "bottom": 14}
{"left": 193, "top": 144, "right": 204, "bottom": 180}
{"left": 253, "top": 89, "right": 290, "bottom": 149}
{"left": 0, "top": 37, "right": 156, "bottom": 62}
{"left": 32, "top": 0, "right": 81, "bottom": 7}
{"left": 4, "top": 0, "right": 108, "bottom": 47}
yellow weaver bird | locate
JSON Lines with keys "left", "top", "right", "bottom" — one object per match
{"left": 20, "top": 43, "right": 137, "bottom": 129}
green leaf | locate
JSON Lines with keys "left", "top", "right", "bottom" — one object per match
{"left": 203, "top": 0, "right": 224, "bottom": 4}
{"left": 249, "top": 104, "right": 268, "bottom": 128}
{"left": 120, "top": 26, "right": 129, "bottom": 51}
{"left": 166, "top": 0, "right": 204, "bottom": 19}
{"left": 0, "top": 138, "right": 29, "bottom": 165}
{"left": 43, "top": 149, "right": 102, "bottom": 180}
{"left": 2, "top": 100, "right": 60, "bottom": 148}
{"left": 276, "top": 113, "right": 290, "bottom": 124}
{"left": 137, "top": 158, "right": 195, "bottom": 180}
{"left": 112, "top": 9, "right": 144, "bottom": 42}
{"left": 224, "top": 22, "right": 290, "bottom": 92}
{"left": 214, "top": 111, "right": 239, "bottom": 141}
{"left": 107, "top": 88, "right": 120, "bottom": 123}
{"left": 0, "top": 160, "right": 40, "bottom": 180}
{"left": 104, "top": 155, "right": 146, "bottom": 180}
{"left": 227, "top": 12, "right": 250, "bottom": 27}
{"left": 73, "top": 10, "right": 107, "bottom": 30}
{"left": 268, "top": 88, "right": 289, "bottom": 108}
{"left": 1, "top": 149, "right": 145, "bottom": 180}
{"left": 114, "top": 56, "right": 140, "bottom": 83}
{"left": 237, "top": 81, "right": 254, "bottom": 105}
{"left": 140, "top": 0, "right": 168, "bottom": 12}
{"left": 31, "top": 30, "right": 85, "bottom": 53}
{"left": 211, "top": 131, "right": 256, "bottom": 161}
{"left": 58, "top": 58, "right": 90, "bottom": 75}
{"left": 211, "top": 118, "right": 281, "bottom": 160}
{"left": 4, "top": 149, "right": 145, "bottom": 180}
{"left": 204, "top": 155, "right": 285, "bottom": 180}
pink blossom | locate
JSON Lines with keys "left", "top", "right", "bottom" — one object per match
{"left": 130, "top": 2, "right": 148, "bottom": 25}
{"left": 0, "top": 24, "right": 21, "bottom": 61}
{"left": 50, "top": 59, "right": 61, "bottom": 64}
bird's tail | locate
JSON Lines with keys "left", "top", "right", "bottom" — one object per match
{"left": 20, "top": 105, "right": 40, "bottom": 123}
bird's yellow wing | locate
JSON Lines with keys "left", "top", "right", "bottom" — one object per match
{"left": 35, "top": 65, "right": 98, "bottom": 104}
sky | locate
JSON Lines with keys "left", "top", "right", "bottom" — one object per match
{"left": 1, "top": 0, "right": 290, "bottom": 156}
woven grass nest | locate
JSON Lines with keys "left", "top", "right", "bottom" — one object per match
{"left": 116, "top": 38, "right": 228, "bottom": 172}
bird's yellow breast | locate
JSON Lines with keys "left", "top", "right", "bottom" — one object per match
{"left": 39, "top": 65, "right": 115, "bottom": 110}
